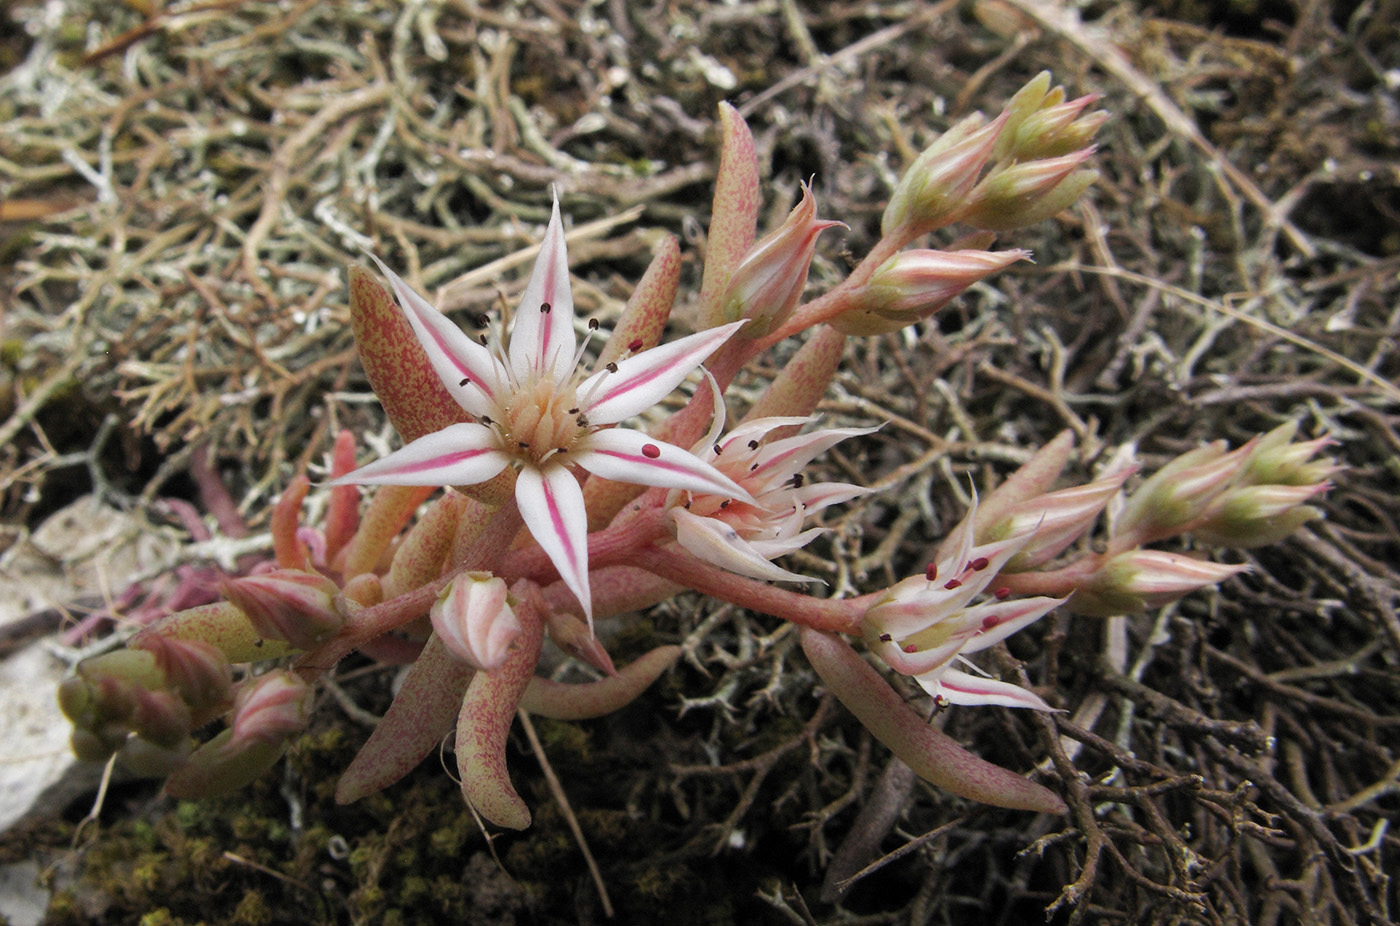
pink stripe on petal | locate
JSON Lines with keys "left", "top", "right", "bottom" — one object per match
{"left": 576, "top": 430, "right": 754, "bottom": 501}
{"left": 365, "top": 254, "right": 505, "bottom": 418}
{"left": 581, "top": 322, "right": 744, "bottom": 425}
{"left": 329, "top": 424, "right": 509, "bottom": 487}
{"left": 509, "top": 197, "right": 577, "bottom": 384}
{"left": 933, "top": 669, "right": 1055, "bottom": 711}
{"left": 515, "top": 466, "right": 592, "bottom": 622}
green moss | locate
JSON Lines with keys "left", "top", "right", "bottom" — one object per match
{"left": 428, "top": 820, "right": 468, "bottom": 857}
{"left": 533, "top": 716, "right": 592, "bottom": 760}
{"left": 230, "top": 890, "right": 271, "bottom": 926}
{"left": 0, "top": 339, "right": 24, "bottom": 369}
{"left": 137, "top": 909, "right": 186, "bottom": 926}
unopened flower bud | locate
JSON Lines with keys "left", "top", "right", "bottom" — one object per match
{"left": 882, "top": 111, "right": 1008, "bottom": 238}
{"left": 131, "top": 688, "right": 194, "bottom": 748}
{"left": 1191, "top": 483, "right": 1328, "bottom": 548}
{"left": 831, "top": 248, "right": 1030, "bottom": 336}
{"left": 164, "top": 671, "right": 311, "bottom": 799}
{"left": 1239, "top": 421, "right": 1339, "bottom": 487}
{"left": 132, "top": 634, "right": 233, "bottom": 716}
{"left": 995, "top": 71, "right": 1056, "bottom": 148}
{"left": 982, "top": 468, "right": 1135, "bottom": 571}
{"left": 1116, "top": 440, "right": 1255, "bottom": 544}
{"left": 963, "top": 148, "right": 1099, "bottom": 231}
{"left": 430, "top": 573, "right": 523, "bottom": 671}
{"left": 221, "top": 569, "right": 344, "bottom": 650}
{"left": 1074, "top": 550, "right": 1248, "bottom": 617}
{"left": 1004, "top": 94, "right": 1106, "bottom": 161}
{"left": 545, "top": 610, "right": 617, "bottom": 676}
{"left": 228, "top": 670, "right": 313, "bottom": 749}
{"left": 70, "top": 728, "right": 117, "bottom": 764}
{"left": 719, "top": 185, "right": 844, "bottom": 338}
{"left": 59, "top": 648, "right": 166, "bottom": 746}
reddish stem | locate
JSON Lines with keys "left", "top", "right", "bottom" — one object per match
{"left": 499, "top": 504, "right": 671, "bottom": 585}
{"left": 633, "top": 545, "right": 864, "bottom": 632}
{"left": 994, "top": 554, "right": 1106, "bottom": 598}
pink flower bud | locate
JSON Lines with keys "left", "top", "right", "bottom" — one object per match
{"left": 430, "top": 573, "right": 523, "bottom": 671}
{"left": 221, "top": 569, "right": 344, "bottom": 650}
{"left": 1240, "top": 421, "right": 1339, "bottom": 487}
{"left": 1115, "top": 440, "right": 1256, "bottom": 544}
{"left": 131, "top": 687, "right": 194, "bottom": 749}
{"left": 1075, "top": 550, "right": 1248, "bottom": 617}
{"left": 544, "top": 610, "right": 617, "bottom": 676}
{"left": 1004, "top": 93, "right": 1106, "bottom": 161}
{"left": 229, "top": 670, "right": 313, "bottom": 748}
{"left": 831, "top": 248, "right": 1030, "bottom": 336}
{"left": 995, "top": 71, "right": 1057, "bottom": 151}
{"left": 963, "top": 148, "right": 1099, "bottom": 231}
{"left": 719, "top": 184, "right": 844, "bottom": 338}
{"left": 984, "top": 467, "right": 1136, "bottom": 571}
{"left": 882, "top": 111, "right": 1008, "bottom": 238}
{"left": 1192, "top": 483, "right": 1328, "bottom": 548}
{"left": 993, "top": 72, "right": 1106, "bottom": 160}
{"left": 164, "top": 672, "right": 311, "bottom": 798}
{"left": 132, "top": 633, "right": 233, "bottom": 715}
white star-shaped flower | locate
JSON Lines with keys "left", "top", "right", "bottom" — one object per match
{"left": 335, "top": 196, "right": 752, "bottom": 621}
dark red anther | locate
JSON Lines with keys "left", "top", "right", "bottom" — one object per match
{"left": 458, "top": 376, "right": 470, "bottom": 386}
{"left": 628, "top": 338, "right": 643, "bottom": 352}
{"left": 878, "top": 633, "right": 892, "bottom": 642}
{"left": 719, "top": 499, "right": 731, "bottom": 509}
{"left": 981, "top": 615, "right": 1001, "bottom": 631}
{"left": 642, "top": 443, "right": 661, "bottom": 459}
{"left": 944, "top": 578, "right": 962, "bottom": 590}
{"left": 994, "top": 586, "right": 1011, "bottom": 600}
{"left": 924, "top": 562, "right": 938, "bottom": 582}
{"left": 904, "top": 643, "right": 918, "bottom": 654}
{"left": 969, "top": 556, "right": 990, "bottom": 571}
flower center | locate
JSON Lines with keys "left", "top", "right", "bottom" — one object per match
{"left": 502, "top": 377, "right": 584, "bottom": 464}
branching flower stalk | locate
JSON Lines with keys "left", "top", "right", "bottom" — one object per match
{"left": 58, "top": 73, "right": 1335, "bottom": 837}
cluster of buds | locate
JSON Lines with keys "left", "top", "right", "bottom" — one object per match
{"left": 879, "top": 72, "right": 1103, "bottom": 240}
{"left": 59, "top": 634, "right": 232, "bottom": 776}
{"left": 55, "top": 72, "right": 1334, "bottom": 832}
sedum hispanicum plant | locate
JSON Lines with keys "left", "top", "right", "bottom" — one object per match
{"left": 59, "top": 73, "right": 1334, "bottom": 832}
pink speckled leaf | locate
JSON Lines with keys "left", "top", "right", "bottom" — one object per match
{"left": 456, "top": 588, "right": 545, "bottom": 829}
{"left": 597, "top": 234, "right": 680, "bottom": 369}
{"left": 348, "top": 263, "right": 469, "bottom": 443}
{"left": 697, "top": 102, "right": 760, "bottom": 327}
{"left": 799, "top": 627, "right": 1065, "bottom": 814}
{"left": 521, "top": 645, "right": 682, "bottom": 720}
{"left": 335, "top": 634, "right": 475, "bottom": 804}
{"left": 741, "top": 325, "right": 846, "bottom": 434}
